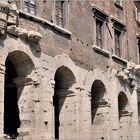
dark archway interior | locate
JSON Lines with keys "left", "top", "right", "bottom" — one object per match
{"left": 4, "top": 58, "right": 20, "bottom": 136}
{"left": 91, "top": 80, "right": 105, "bottom": 124}
{"left": 118, "top": 92, "right": 128, "bottom": 118}
{"left": 53, "top": 66, "right": 75, "bottom": 139}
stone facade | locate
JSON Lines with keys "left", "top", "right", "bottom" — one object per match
{"left": 0, "top": 0, "right": 140, "bottom": 140}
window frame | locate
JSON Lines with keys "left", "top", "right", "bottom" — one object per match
{"left": 24, "top": 0, "right": 36, "bottom": 15}
{"left": 135, "top": 6, "right": 140, "bottom": 24}
{"left": 54, "top": 0, "right": 68, "bottom": 28}
{"left": 111, "top": 18, "right": 126, "bottom": 58}
{"left": 95, "top": 18, "right": 104, "bottom": 48}
{"left": 114, "top": 28, "right": 122, "bottom": 57}
{"left": 92, "top": 6, "right": 108, "bottom": 49}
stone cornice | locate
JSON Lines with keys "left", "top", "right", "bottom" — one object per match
{"left": 19, "top": 10, "right": 72, "bottom": 36}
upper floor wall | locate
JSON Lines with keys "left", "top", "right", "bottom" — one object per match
{"left": 3, "top": 0, "right": 140, "bottom": 71}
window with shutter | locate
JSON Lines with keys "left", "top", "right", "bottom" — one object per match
{"left": 114, "top": 29, "right": 121, "bottom": 57}
{"left": 96, "top": 19, "right": 103, "bottom": 48}
{"left": 55, "top": 0, "right": 65, "bottom": 27}
{"left": 111, "top": 18, "right": 126, "bottom": 58}
{"left": 92, "top": 6, "right": 108, "bottom": 50}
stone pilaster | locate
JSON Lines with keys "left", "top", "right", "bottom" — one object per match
{"left": 78, "top": 86, "right": 91, "bottom": 140}
{"left": 109, "top": 82, "right": 120, "bottom": 140}
{"left": 131, "top": 87, "right": 139, "bottom": 140}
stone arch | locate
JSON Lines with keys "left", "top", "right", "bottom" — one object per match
{"left": 4, "top": 50, "right": 35, "bottom": 138}
{"left": 54, "top": 66, "right": 76, "bottom": 90}
{"left": 0, "top": 37, "right": 39, "bottom": 69}
{"left": 53, "top": 54, "right": 78, "bottom": 82}
{"left": 91, "top": 80, "right": 106, "bottom": 124}
{"left": 53, "top": 66, "right": 76, "bottom": 139}
{"left": 6, "top": 50, "right": 35, "bottom": 76}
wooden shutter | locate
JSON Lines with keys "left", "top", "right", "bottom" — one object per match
{"left": 115, "top": 29, "right": 121, "bottom": 57}
{"left": 96, "top": 19, "right": 103, "bottom": 48}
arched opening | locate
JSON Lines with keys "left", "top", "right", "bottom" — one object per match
{"left": 53, "top": 66, "right": 75, "bottom": 139}
{"left": 91, "top": 80, "right": 106, "bottom": 124}
{"left": 4, "top": 58, "right": 19, "bottom": 138}
{"left": 118, "top": 92, "right": 128, "bottom": 119}
{"left": 4, "top": 51, "right": 34, "bottom": 139}
{"left": 118, "top": 92, "right": 130, "bottom": 139}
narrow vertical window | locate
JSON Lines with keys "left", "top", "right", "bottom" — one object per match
{"left": 24, "top": 0, "right": 29, "bottom": 12}
{"left": 96, "top": 19, "right": 103, "bottom": 48}
{"left": 114, "top": 29, "right": 121, "bottom": 57}
{"left": 137, "top": 37, "right": 140, "bottom": 64}
{"left": 93, "top": 8, "right": 108, "bottom": 50}
{"left": 24, "top": 0, "right": 36, "bottom": 15}
{"left": 30, "top": 0, "right": 36, "bottom": 15}
{"left": 55, "top": 0, "right": 65, "bottom": 27}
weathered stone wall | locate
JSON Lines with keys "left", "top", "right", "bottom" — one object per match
{"left": 0, "top": 0, "right": 139, "bottom": 140}
{"left": 16, "top": 0, "right": 138, "bottom": 71}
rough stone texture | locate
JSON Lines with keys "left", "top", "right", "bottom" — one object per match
{"left": 0, "top": 0, "right": 139, "bottom": 140}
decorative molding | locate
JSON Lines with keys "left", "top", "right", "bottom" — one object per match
{"left": 112, "top": 54, "right": 127, "bottom": 65}
{"left": 93, "top": 45, "right": 110, "bottom": 58}
{"left": 91, "top": 4, "right": 109, "bottom": 18}
{"left": 19, "top": 10, "right": 72, "bottom": 36}
{"left": 120, "top": 109, "right": 133, "bottom": 117}
{"left": 7, "top": 25, "right": 42, "bottom": 42}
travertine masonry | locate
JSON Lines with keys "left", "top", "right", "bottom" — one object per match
{"left": 0, "top": 1, "right": 140, "bottom": 140}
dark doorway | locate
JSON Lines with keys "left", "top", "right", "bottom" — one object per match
{"left": 4, "top": 58, "right": 20, "bottom": 137}
{"left": 53, "top": 94, "right": 59, "bottom": 139}
{"left": 53, "top": 66, "right": 75, "bottom": 139}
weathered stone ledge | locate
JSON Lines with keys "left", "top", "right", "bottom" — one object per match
{"left": 93, "top": 45, "right": 110, "bottom": 58}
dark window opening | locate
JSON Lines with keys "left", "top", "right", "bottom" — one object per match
{"left": 4, "top": 58, "right": 20, "bottom": 138}
{"left": 114, "top": 29, "right": 121, "bottom": 57}
{"left": 96, "top": 19, "right": 103, "bottom": 48}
